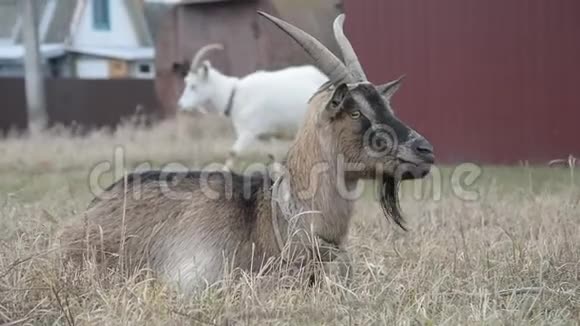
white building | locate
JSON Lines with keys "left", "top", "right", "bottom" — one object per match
{"left": 0, "top": 0, "right": 155, "bottom": 79}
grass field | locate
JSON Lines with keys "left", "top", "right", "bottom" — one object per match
{"left": 0, "top": 117, "right": 579, "bottom": 325}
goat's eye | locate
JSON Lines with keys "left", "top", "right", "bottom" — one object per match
{"left": 349, "top": 111, "right": 361, "bottom": 119}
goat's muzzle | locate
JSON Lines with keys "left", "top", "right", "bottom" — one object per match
{"left": 395, "top": 136, "right": 435, "bottom": 180}
{"left": 410, "top": 138, "right": 435, "bottom": 165}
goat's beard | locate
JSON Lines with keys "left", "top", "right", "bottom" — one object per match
{"left": 379, "top": 176, "right": 406, "bottom": 231}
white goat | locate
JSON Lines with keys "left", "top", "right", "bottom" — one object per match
{"left": 177, "top": 44, "right": 329, "bottom": 167}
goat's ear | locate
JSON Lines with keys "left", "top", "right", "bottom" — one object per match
{"left": 324, "top": 83, "right": 349, "bottom": 119}
{"left": 199, "top": 61, "right": 211, "bottom": 80}
{"left": 377, "top": 75, "right": 405, "bottom": 100}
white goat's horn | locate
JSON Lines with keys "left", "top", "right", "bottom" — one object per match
{"left": 333, "top": 14, "right": 367, "bottom": 81}
{"left": 258, "top": 11, "right": 352, "bottom": 84}
{"left": 191, "top": 43, "right": 224, "bottom": 71}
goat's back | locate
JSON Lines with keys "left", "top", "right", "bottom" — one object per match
{"left": 232, "top": 65, "right": 328, "bottom": 135}
{"left": 60, "top": 170, "right": 277, "bottom": 291}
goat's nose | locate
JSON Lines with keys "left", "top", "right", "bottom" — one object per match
{"left": 411, "top": 138, "right": 435, "bottom": 164}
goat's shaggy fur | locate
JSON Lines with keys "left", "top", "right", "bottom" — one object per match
{"left": 60, "top": 92, "right": 355, "bottom": 290}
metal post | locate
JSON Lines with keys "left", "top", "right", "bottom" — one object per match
{"left": 22, "top": 0, "right": 47, "bottom": 127}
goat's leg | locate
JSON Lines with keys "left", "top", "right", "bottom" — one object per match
{"left": 225, "top": 132, "right": 256, "bottom": 169}
{"left": 314, "top": 239, "right": 352, "bottom": 285}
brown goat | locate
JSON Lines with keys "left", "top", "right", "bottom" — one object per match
{"left": 59, "top": 12, "right": 435, "bottom": 292}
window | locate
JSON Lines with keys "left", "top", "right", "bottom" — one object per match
{"left": 139, "top": 64, "right": 151, "bottom": 74}
{"left": 93, "top": 0, "right": 110, "bottom": 31}
{"left": 136, "top": 62, "right": 154, "bottom": 79}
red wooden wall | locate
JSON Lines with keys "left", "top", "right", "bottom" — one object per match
{"left": 345, "top": 0, "right": 580, "bottom": 164}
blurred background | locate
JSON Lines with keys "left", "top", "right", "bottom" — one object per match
{"left": 1, "top": 0, "right": 579, "bottom": 164}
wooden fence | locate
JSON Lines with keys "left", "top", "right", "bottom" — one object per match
{"left": 1, "top": 78, "right": 161, "bottom": 134}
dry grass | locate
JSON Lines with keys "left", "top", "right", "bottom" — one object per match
{"left": 0, "top": 116, "right": 579, "bottom": 325}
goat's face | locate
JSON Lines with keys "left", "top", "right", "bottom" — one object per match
{"left": 177, "top": 62, "right": 214, "bottom": 113}
{"left": 323, "top": 80, "right": 434, "bottom": 181}
{"left": 259, "top": 12, "right": 432, "bottom": 230}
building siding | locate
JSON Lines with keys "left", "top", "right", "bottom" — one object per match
{"left": 345, "top": 0, "right": 580, "bottom": 164}
{"left": 72, "top": 0, "right": 141, "bottom": 48}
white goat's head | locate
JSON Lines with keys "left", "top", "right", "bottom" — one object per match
{"left": 177, "top": 44, "right": 224, "bottom": 113}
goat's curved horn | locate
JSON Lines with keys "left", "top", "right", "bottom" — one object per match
{"left": 191, "top": 43, "right": 224, "bottom": 71}
{"left": 258, "top": 11, "right": 352, "bottom": 84}
{"left": 333, "top": 14, "right": 367, "bottom": 81}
